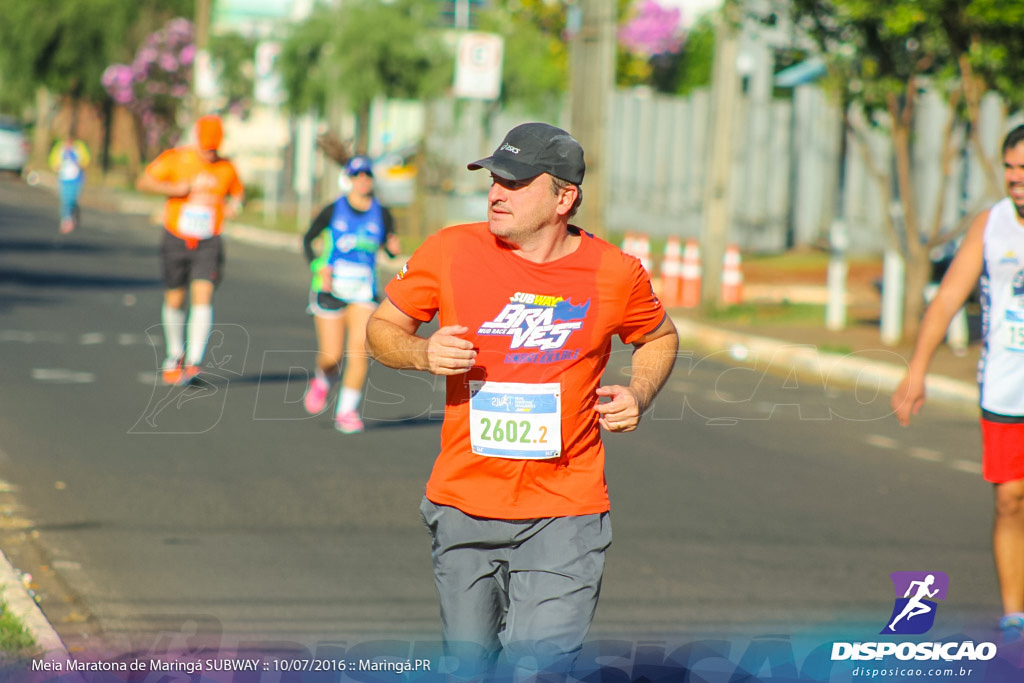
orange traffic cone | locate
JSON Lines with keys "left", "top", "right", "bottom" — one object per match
{"left": 722, "top": 244, "right": 744, "bottom": 305}
{"left": 659, "top": 237, "right": 683, "bottom": 306}
{"left": 680, "top": 239, "right": 701, "bottom": 308}
{"left": 636, "top": 233, "right": 652, "bottom": 273}
{"left": 622, "top": 231, "right": 637, "bottom": 256}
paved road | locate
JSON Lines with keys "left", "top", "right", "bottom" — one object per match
{"left": 0, "top": 176, "right": 1000, "bottom": 661}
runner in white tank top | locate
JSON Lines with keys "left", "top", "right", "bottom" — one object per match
{"left": 892, "top": 124, "right": 1024, "bottom": 634}
{"left": 979, "top": 197, "right": 1024, "bottom": 416}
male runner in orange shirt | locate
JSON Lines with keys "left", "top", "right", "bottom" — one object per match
{"left": 137, "top": 115, "right": 244, "bottom": 385}
{"left": 366, "top": 123, "right": 678, "bottom": 679}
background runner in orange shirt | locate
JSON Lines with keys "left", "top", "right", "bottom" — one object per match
{"left": 367, "top": 123, "right": 678, "bottom": 679}
{"left": 136, "top": 115, "right": 244, "bottom": 385}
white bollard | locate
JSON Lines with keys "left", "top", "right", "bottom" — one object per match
{"left": 880, "top": 248, "right": 904, "bottom": 346}
{"left": 825, "top": 220, "right": 848, "bottom": 332}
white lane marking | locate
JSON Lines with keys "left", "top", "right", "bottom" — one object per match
{"left": 908, "top": 447, "right": 944, "bottom": 462}
{"left": 706, "top": 390, "right": 735, "bottom": 402}
{"left": 118, "top": 334, "right": 149, "bottom": 346}
{"left": 1, "top": 329, "right": 150, "bottom": 346}
{"left": 0, "top": 331, "right": 66, "bottom": 343}
{"left": 670, "top": 380, "right": 700, "bottom": 393}
{"left": 950, "top": 460, "right": 982, "bottom": 475}
{"left": 31, "top": 369, "right": 95, "bottom": 384}
{"left": 865, "top": 434, "right": 900, "bottom": 449}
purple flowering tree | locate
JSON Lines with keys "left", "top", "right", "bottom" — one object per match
{"left": 619, "top": 0, "right": 683, "bottom": 57}
{"left": 102, "top": 17, "right": 196, "bottom": 158}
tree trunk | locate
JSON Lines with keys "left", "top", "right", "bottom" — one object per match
{"left": 132, "top": 111, "right": 148, "bottom": 173}
{"left": 354, "top": 101, "right": 371, "bottom": 156}
{"left": 32, "top": 87, "right": 54, "bottom": 164}
{"left": 959, "top": 53, "right": 1003, "bottom": 202}
{"left": 101, "top": 98, "right": 113, "bottom": 174}
{"left": 888, "top": 90, "right": 933, "bottom": 344}
{"left": 902, "top": 252, "right": 932, "bottom": 342}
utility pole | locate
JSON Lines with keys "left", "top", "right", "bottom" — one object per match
{"left": 568, "top": 0, "right": 615, "bottom": 237}
{"left": 700, "top": 8, "right": 740, "bottom": 309}
{"left": 192, "top": 0, "right": 212, "bottom": 118}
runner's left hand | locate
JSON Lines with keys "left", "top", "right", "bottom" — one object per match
{"left": 594, "top": 385, "right": 640, "bottom": 432}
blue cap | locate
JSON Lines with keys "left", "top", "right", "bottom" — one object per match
{"left": 345, "top": 155, "right": 374, "bottom": 177}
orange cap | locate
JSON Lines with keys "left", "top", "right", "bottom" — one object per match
{"left": 195, "top": 115, "right": 223, "bottom": 151}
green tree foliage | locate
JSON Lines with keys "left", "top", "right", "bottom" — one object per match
{"left": 475, "top": 0, "right": 570, "bottom": 112}
{"left": 278, "top": 5, "right": 334, "bottom": 115}
{"left": 641, "top": 14, "right": 717, "bottom": 96}
{"left": 672, "top": 16, "right": 715, "bottom": 95}
{"left": 208, "top": 32, "right": 257, "bottom": 117}
{"left": 279, "top": 0, "right": 452, "bottom": 149}
{"left": 0, "top": 0, "right": 192, "bottom": 113}
{"left": 783, "top": 0, "right": 1024, "bottom": 340}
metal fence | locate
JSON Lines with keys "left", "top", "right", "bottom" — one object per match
{"left": 399, "top": 85, "right": 1014, "bottom": 254}
{"left": 602, "top": 86, "right": 1011, "bottom": 254}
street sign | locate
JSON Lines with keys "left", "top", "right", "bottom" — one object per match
{"left": 453, "top": 32, "right": 503, "bottom": 101}
{"left": 254, "top": 41, "right": 285, "bottom": 106}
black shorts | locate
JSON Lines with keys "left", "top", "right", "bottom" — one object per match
{"left": 160, "top": 232, "right": 224, "bottom": 289}
{"left": 306, "top": 289, "right": 377, "bottom": 318}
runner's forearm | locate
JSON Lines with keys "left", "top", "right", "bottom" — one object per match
{"left": 366, "top": 317, "right": 430, "bottom": 371}
{"left": 628, "top": 330, "right": 678, "bottom": 413}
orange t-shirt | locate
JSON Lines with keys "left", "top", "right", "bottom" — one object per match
{"left": 385, "top": 223, "right": 667, "bottom": 519}
{"left": 144, "top": 147, "right": 243, "bottom": 241}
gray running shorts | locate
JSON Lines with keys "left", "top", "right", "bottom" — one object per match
{"left": 419, "top": 496, "right": 612, "bottom": 679}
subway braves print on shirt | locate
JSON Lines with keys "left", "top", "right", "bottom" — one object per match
{"left": 477, "top": 291, "right": 590, "bottom": 364}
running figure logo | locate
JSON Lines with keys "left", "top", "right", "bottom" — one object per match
{"left": 881, "top": 571, "right": 949, "bottom": 635}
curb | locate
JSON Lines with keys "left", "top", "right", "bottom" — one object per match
{"left": 671, "top": 317, "right": 979, "bottom": 411}
{"left": 0, "top": 548, "right": 68, "bottom": 664}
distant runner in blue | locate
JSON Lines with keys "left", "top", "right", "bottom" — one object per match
{"left": 301, "top": 155, "right": 400, "bottom": 434}
{"left": 49, "top": 135, "right": 90, "bottom": 234}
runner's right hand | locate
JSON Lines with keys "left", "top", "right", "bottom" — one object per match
{"left": 426, "top": 325, "right": 476, "bottom": 375}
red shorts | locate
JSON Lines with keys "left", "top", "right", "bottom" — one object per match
{"left": 981, "top": 418, "right": 1024, "bottom": 483}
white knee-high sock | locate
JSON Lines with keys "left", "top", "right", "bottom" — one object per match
{"left": 162, "top": 304, "right": 186, "bottom": 363}
{"left": 338, "top": 387, "right": 362, "bottom": 415}
{"left": 186, "top": 304, "right": 213, "bottom": 366}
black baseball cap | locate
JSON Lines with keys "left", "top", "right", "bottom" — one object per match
{"left": 468, "top": 122, "right": 585, "bottom": 185}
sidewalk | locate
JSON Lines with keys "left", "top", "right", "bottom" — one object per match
{"left": 664, "top": 253, "right": 979, "bottom": 410}
{"left": 670, "top": 311, "right": 978, "bottom": 411}
{"left": 5, "top": 173, "right": 982, "bottom": 660}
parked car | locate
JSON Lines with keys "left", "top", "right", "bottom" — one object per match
{"left": 0, "top": 116, "right": 29, "bottom": 175}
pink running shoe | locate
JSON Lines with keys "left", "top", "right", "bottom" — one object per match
{"left": 303, "top": 376, "right": 330, "bottom": 414}
{"left": 301, "top": 376, "right": 329, "bottom": 413}
{"left": 334, "top": 410, "right": 364, "bottom": 434}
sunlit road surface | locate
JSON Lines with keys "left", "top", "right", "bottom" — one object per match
{"left": 0, "top": 176, "right": 996, "bottom": 659}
